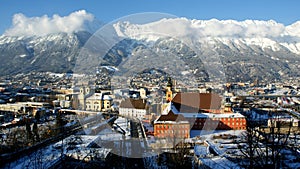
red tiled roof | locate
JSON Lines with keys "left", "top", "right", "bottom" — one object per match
{"left": 156, "top": 110, "right": 187, "bottom": 122}
{"left": 172, "top": 92, "right": 222, "bottom": 113}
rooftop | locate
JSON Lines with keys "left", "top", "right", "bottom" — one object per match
{"left": 86, "top": 93, "right": 112, "bottom": 101}
{"left": 172, "top": 92, "right": 222, "bottom": 113}
{"left": 119, "top": 98, "right": 149, "bottom": 110}
{"left": 180, "top": 112, "right": 245, "bottom": 119}
{"left": 155, "top": 110, "right": 189, "bottom": 123}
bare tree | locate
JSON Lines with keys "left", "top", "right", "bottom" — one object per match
{"left": 170, "top": 141, "right": 193, "bottom": 169}
{"left": 239, "top": 115, "right": 293, "bottom": 169}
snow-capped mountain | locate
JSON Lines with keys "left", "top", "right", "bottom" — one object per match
{"left": 112, "top": 18, "right": 300, "bottom": 82}
{"left": 1, "top": 17, "right": 300, "bottom": 82}
{"left": 113, "top": 18, "right": 300, "bottom": 55}
{"left": 0, "top": 31, "right": 91, "bottom": 75}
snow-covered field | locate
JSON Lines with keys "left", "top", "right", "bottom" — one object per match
{"left": 192, "top": 130, "right": 245, "bottom": 169}
{"left": 4, "top": 135, "right": 111, "bottom": 169}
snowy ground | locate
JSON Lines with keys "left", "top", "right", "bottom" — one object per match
{"left": 3, "top": 115, "right": 152, "bottom": 168}
{"left": 4, "top": 135, "right": 111, "bottom": 169}
{"left": 191, "top": 129, "right": 300, "bottom": 169}
{"left": 191, "top": 130, "right": 245, "bottom": 169}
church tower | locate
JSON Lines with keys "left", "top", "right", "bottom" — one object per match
{"left": 78, "top": 86, "right": 86, "bottom": 110}
{"left": 166, "top": 77, "right": 173, "bottom": 102}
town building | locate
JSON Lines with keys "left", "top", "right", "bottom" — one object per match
{"left": 128, "top": 88, "right": 149, "bottom": 99}
{"left": 119, "top": 98, "right": 149, "bottom": 120}
{"left": 268, "top": 117, "right": 300, "bottom": 127}
{"left": 85, "top": 93, "right": 113, "bottom": 112}
{"left": 154, "top": 110, "right": 190, "bottom": 139}
{"left": 77, "top": 86, "right": 113, "bottom": 112}
{"left": 182, "top": 112, "right": 246, "bottom": 130}
{"left": 160, "top": 92, "right": 246, "bottom": 130}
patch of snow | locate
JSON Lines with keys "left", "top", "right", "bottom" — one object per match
{"left": 101, "top": 65, "right": 119, "bottom": 72}
{"left": 181, "top": 70, "right": 190, "bottom": 75}
{"left": 271, "top": 56, "right": 280, "bottom": 60}
{"left": 19, "top": 54, "right": 27, "bottom": 58}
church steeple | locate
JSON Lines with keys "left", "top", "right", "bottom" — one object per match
{"left": 166, "top": 77, "right": 173, "bottom": 102}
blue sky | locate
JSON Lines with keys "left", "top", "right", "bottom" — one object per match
{"left": 1, "top": 0, "right": 300, "bottom": 35}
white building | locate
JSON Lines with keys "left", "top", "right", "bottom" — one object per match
{"left": 85, "top": 93, "right": 113, "bottom": 112}
{"left": 77, "top": 86, "right": 113, "bottom": 112}
{"left": 119, "top": 98, "right": 149, "bottom": 120}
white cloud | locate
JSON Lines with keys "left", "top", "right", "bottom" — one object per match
{"left": 5, "top": 12, "right": 299, "bottom": 41}
{"left": 4, "top": 10, "right": 95, "bottom": 36}
{"left": 114, "top": 17, "right": 295, "bottom": 41}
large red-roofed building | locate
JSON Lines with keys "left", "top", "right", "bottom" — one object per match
{"left": 154, "top": 110, "right": 190, "bottom": 139}
{"left": 154, "top": 92, "right": 246, "bottom": 138}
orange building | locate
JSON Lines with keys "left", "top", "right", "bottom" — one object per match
{"left": 154, "top": 110, "right": 190, "bottom": 139}
{"left": 170, "top": 92, "right": 246, "bottom": 130}
{"left": 157, "top": 79, "right": 246, "bottom": 136}
{"left": 183, "top": 113, "right": 246, "bottom": 130}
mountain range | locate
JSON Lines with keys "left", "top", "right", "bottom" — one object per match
{"left": 1, "top": 17, "right": 300, "bottom": 83}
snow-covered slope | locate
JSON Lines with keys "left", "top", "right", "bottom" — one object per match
{"left": 1, "top": 17, "right": 300, "bottom": 82}
{"left": 0, "top": 32, "right": 90, "bottom": 75}
{"left": 113, "top": 18, "right": 300, "bottom": 55}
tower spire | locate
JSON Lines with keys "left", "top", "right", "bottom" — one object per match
{"left": 166, "top": 77, "right": 173, "bottom": 102}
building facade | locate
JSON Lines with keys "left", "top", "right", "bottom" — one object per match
{"left": 164, "top": 92, "right": 246, "bottom": 130}
{"left": 77, "top": 86, "right": 113, "bottom": 112}
{"left": 184, "top": 113, "right": 246, "bottom": 130}
{"left": 154, "top": 110, "right": 190, "bottom": 139}
{"left": 85, "top": 93, "right": 112, "bottom": 112}
{"left": 119, "top": 98, "right": 149, "bottom": 120}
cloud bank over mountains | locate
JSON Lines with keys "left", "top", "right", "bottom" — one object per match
{"left": 3, "top": 10, "right": 300, "bottom": 42}
{"left": 4, "top": 10, "right": 97, "bottom": 36}
{"left": 114, "top": 17, "right": 300, "bottom": 41}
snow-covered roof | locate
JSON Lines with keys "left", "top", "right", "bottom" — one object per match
{"left": 86, "top": 93, "right": 112, "bottom": 101}
{"left": 180, "top": 112, "right": 245, "bottom": 119}
{"left": 103, "top": 95, "right": 112, "bottom": 100}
